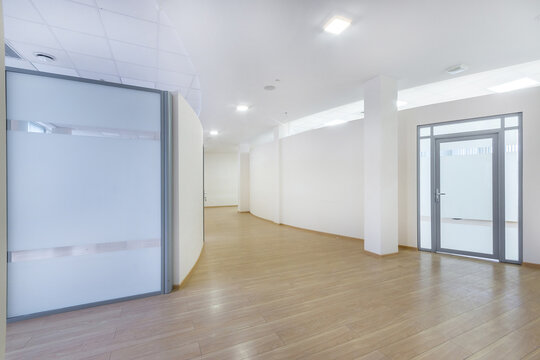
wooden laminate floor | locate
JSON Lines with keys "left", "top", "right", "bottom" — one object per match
{"left": 7, "top": 207, "right": 540, "bottom": 360}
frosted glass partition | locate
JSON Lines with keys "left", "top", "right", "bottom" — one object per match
{"left": 7, "top": 71, "right": 164, "bottom": 319}
{"left": 419, "top": 138, "right": 432, "bottom": 249}
{"left": 504, "top": 130, "right": 519, "bottom": 261}
{"left": 433, "top": 118, "right": 501, "bottom": 135}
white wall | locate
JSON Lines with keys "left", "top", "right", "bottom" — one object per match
{"left": 0, "top": 1, "right": 7, "bottom": 355}
{"left": 172, "top": 93, "right": 204, "bottom": 285}
{"left": 249, "top": 142, "right": 278, "bottom": 222}
{"left": 204, "top": 152, "right": 238, "bottom": 207}
{"left": 398, "top": 86, "right": 540, "bottom": 264}
{"left": 248, "top": 87, "right": 540, "bottom": 264}
{"left": 280, "top": 121, "right": 363, "bottom": 238}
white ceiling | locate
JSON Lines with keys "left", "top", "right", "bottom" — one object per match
{"left": 160, "top": 0, "right": 540, "bottom": 150}
{"left": 284, "top": 58, "right": 540, "bottom": 137}
{"left": 3, "top": 0, "right": 202, "bottom": 114}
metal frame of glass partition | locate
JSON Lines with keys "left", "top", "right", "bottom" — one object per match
{"left": 416, "top": 113, "right": 523, "bottom": 264}
{"left": 5, "top": 68, "right": 173, "bottom": 321}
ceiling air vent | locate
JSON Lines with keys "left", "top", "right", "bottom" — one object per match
{"left": 5, "top": 44, "right": 22, "bottom": 59}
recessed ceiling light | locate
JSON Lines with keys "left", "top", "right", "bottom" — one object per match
{"left": 210, "top": 130, "right": 219, "bottom": 136}
{"left": 33, "top": 52, "right": 56, "bottom": 63}
{"left": 236, "top": 105, "right": 249, "bottom": 112}
{"left": 396, "top": 100, "right": 408, "bottom": 107}
{"left": 324, "top": 15, "right": 352, "bottom": 35}
{"left": 488, "top": 77, "right": 540, "bottom": 93}
{"left": 325, "top": 119, "right": 348, "bottom": 127}
{"left": 446, "top": 64, "right": 468, "bottom": 75}
{"left": 264, "top": 85, "right": 276, "bottom": 91}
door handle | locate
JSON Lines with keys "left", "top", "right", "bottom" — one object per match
{"left": 435, "top": 189, "right": 446, "bottom": 203}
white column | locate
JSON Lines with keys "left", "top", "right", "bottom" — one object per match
{"left": 237, "top": 144, "right": 250, "bottom": 212}
{"left": 363, "top": 75, "right": 399, "bottom": 255}
{"left": 272, "top": 127, "right": 281, "bottom": 224}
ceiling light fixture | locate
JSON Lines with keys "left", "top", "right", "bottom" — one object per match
{"left": 236, "top": 105, "right": 249, "bottom": 112}
{"left": 264, "top": 85, "right": 276, "bottom": 91}
{"left": 325, "top": 119, "right": 348, "bottom": 127}
{"left": 446, "top": 64, "right": 468, "bottom": 75}
{"left": 396, "top": 100, "right": 408, "bottom": 107}
{"left": 210, "top": 130, "right": 219, "bottom": 136}
{"left": 488, "top": 77, "right": 540, "bottom": 93}
{"left": 33, "top": 52, "right": 56, "bottom": 63}
{"left": 324, "top": 15, "right": 352, "bottom": 35}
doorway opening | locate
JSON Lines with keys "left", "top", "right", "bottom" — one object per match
{"left": 417, "top": 114, "right": 522, "bottom": 264}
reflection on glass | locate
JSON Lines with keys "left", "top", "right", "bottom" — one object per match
{"left": 505, "top": 130, "right": 519, "bottom": 261}
{"left": 433, "top": 118, "right": 501, "bottom": 135}
{"left": 419, "top": 138, "right": 431, "bottom": 249}
{"left": 439, "top": 138, "right": 493, "bottom": 255}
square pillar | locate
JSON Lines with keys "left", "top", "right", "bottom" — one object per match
{"left": 237, "top": 144, "right": 250, "bottom": 212}
{"left": 363, "top": 75, "right": 399, "bottom": 255}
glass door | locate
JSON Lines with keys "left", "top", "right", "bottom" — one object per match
{"left": 435, "top": 134, "right": 499, "bottom": 259}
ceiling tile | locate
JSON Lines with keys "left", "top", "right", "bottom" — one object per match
{"left": 52, "top": 28, "right": 112, "bottom": 58}
{"left": 158, "top": 51, "right": 193, "bottom": 73}
{"left": 158, "top": 70, "right": 192, "bottom": 87}
{"left": 33, "top": 63, "right": 80, "bottom": 77}
{"left": 9, "top": 42, "right": 73, "bottom": 67}
{"left": 69, "top": 52, "right": 117, "bottom": 75}
{"left": 158, "top": 26, "right": 187, "bottom": 55}
{"left": 121, "top": 77, "right": 155, "bottom": 89}
{"left": 116, "top": 61, "right": 157, "bottom": 82}
{"left": 96, "top": 0, "right": 158, "bottom": 22}
{"left": 32, "top": 0, "right": 105, "bottom": 36}
{"left": 69, "top": 0, "right": 97, "bottom": 6}
{"left": 159, "top": 10, "right": 174, "bottom": 27}
{"left": 191, "top": 77, "right": 201, "bottom": 90}
{"left": 3, "top": 0, "right": 43, "bottom": 23}
{"left": 5, "top": 57, "right": 37, "bottom": 70}
{"left": 100, "top": 10, "right": 158, "bottom": 48}
{"left": 4, "top": 17, "right": 61, "bottom": 49}
{"left": 186, "top": 88, "right": 201, "bottom": 99}
{"left": 110, "top": 40, "right": 158, "bottom": 68}
{"left": 155, "top": 83, "right": 182, "bottom": 92}
{"left": 77, "top": 70, "right": 121, "bottom": 83}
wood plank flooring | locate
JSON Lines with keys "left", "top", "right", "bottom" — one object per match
{"left": 6, "top": 207, "right": 540, "bottom": 359}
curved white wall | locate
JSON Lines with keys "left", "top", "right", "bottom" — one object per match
{"left": 249, "top": 142, "right": 278, "bottom": 222}
{"left": 173, "top": 93, "right": 204, "bottom": 285}
{"left": 280, "top": 122, "right": 364, "bottom": 238}
{"left": 249, "top": 87, "right": 540, "bottom": 264}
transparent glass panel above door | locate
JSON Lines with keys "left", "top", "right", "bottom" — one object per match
{"left": 419, "top": 138, "right": 432, "bottom": 249}
{"left": 438, "top": 137, "right": 494, "bottom": 255}
{"left": 504, "top": 130, "right": 519, "bottom": 261}
{"left": 433, "top": 118, "right": 501, "bottom": 135}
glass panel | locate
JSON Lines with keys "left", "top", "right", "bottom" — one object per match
{"left": 7, "top": 72, "right": 162, "bottom": 318}
{"left": 419, "top": 138, "right": 432, "bottom": 249}
{"left": 505, "top": 116, "right": 519, "bottom": 128}
{"left": 433, "top": 118, "right": 501, "bottom": 135}
{"left": 439, "top": 138, "right": 493, "bottom": 255}
{"left": 505, "top": 130, "right": 519, "bottom": 261}
{"left": 419, "top": 127, "right": 431, "bottom": 137}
